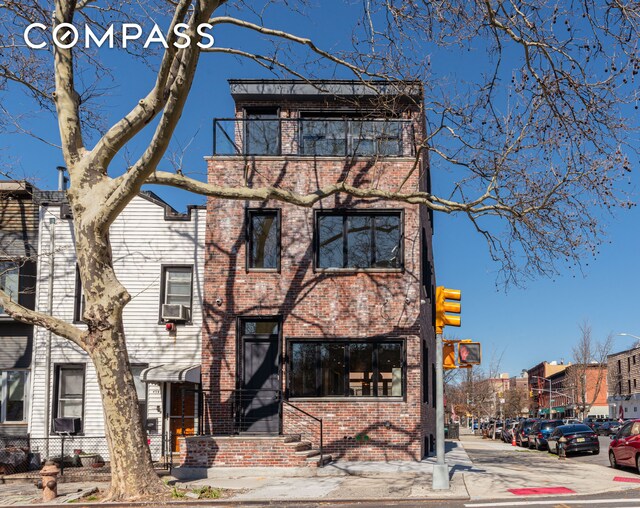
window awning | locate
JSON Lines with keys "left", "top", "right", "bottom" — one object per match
{"left": 140, "top": 364, "right": 200, "bottom": 384}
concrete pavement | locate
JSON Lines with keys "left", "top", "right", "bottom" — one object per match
{"left": 2, "top": 434, "right": 640, "bottom": 505}
{"left": 461, "top": 434, "right": 640, "bottom": 499}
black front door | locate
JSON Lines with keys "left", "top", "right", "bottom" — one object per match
{"left": 239, "top": 318, "right": 281, "bottom": 433}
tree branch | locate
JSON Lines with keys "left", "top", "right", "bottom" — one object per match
{"left": 53, "top": 0, "right": 85, "bottom": 164}
{"left": 0, "top": 288, "right": 86, "bottom": 349}
{"left": 146, "top": 169, "right": 507, "bottom": 214}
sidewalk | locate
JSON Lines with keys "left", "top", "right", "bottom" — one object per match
{"left": 2, "top": 435, "right": 639, "bottom": 504}
{"left": 460, "top": 434, "right": 640, "bottom": 499}
{"left": 173, "top": 441, "right": 472, "bottom": 502}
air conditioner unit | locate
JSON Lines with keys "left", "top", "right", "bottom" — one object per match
{"left": 53, "top": 417, "right": 82, "bottom": 435}
{"left": 161, "top": 304, "right": 189, "bottom": 321}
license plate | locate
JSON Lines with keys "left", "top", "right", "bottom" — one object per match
{"left": 576, "top": 437, "right": 585, "bottom": 443}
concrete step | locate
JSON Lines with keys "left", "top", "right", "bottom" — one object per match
{"left": 306, "top": 453, "right": 332, "bottom": 467}
{"left": 282, "top": 434, "right": 302, "bottom": 443}
{"left": 287, "top": 441, "right": 312, "bottom": 452}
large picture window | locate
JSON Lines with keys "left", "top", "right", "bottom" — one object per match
{"left": 246, "top": 210, "right": 280, "bottom": 270}
{"left": 316, "top": 211, "right": 402, "bottom": 270}
{"left": 0, "top": 261, "right": 19, "bottom": 315}
{"left": 289, "top": 340, "right": 404, "bottom": 398}
{"left": 0, "top": 370, "right": 28, "bottom": 423}
{"left": 54, "top": 365, "right": 85, "bottom": 430}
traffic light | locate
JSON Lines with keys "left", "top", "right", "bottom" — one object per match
{"left": 435, "top": 286, "right": 461, "bottom": 333}
{"left": 458, "top": 341, "right": 481, "bottom": 365}
{"left": 443, "top": 342, "right": 456, "bottom": 369}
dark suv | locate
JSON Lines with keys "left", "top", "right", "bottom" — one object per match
{"left": 515, "top": 418, "right": 539, "bottom": 447}
{"left": 528, "top": 419, "right": 564, "bottom": 450}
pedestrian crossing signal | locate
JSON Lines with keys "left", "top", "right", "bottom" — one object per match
{"left": 458, "top": 342, "right": 481, "bottom": 365}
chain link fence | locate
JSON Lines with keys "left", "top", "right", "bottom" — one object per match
{"left": 0, "top": 434, "right": 170, "bottom": 479}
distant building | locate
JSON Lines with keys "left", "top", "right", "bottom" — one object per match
{"left": 607, "top": 345, "right": 640, "bottom": 419}
{"left": 548, "top": 364, "right": 608, "bottom": 419}
{"left": 527, "top": 361, "right": 569, "bottom": 418}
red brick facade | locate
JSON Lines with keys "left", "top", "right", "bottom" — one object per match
{"left": 199, "top": 81, "right": 436, "bottom": 466}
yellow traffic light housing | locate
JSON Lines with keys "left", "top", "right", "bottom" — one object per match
{"left": 435, "top": 286, "right": 461, "bottom": 333}
{"left": 458, "top": 341, "right": 481, "bottom": 365}
{"left": 443, "top": 342, "right": 456, "bottom": 370}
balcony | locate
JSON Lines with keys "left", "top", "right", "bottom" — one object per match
{"left": 212, "top": 117, "right": 416, "bottom": 157}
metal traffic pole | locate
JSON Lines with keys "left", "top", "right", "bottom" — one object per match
{"left": 432, "top": 330, "right": 449, "bottom": 490}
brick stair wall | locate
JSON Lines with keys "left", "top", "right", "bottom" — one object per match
{"left": 177, "top": 435, "right": 329, "bottom": 467}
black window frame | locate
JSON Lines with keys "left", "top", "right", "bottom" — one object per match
{"left": 0, "top": 260, "right": 20, "bottom": 317}
{"left": 314, "top": 209, "right": 404, "bottom": 272}
{"left": 52, "top": 363, "right": 86, "bottom": 434}
{"left": 243, "top": 108, "right": 281, "bottom": 156}
{"left": 73, "top": 264, "right": 85, "bottom": 324}
{"left": 287, "top": 338, "right": 406, "bottom": 399}
{"left": 130, "top": 363, "right": 148, "bottom": 429}
{"left": 158, "top": 265, "right": 194, "bottom": 324}
{"left": 245, "top": 208, "right": 281, "bottom": 272}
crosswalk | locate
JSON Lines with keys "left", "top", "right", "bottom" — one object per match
{"left": 465, "top": 498, "right": 640, "bottom": 507}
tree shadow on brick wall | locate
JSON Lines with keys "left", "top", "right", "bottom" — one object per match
{"left": 199, "top": 156, "right": 430, "bottom": 465}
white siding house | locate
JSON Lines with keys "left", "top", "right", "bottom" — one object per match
{"left": 28, "top": 192, "right": 205, "bottom": 458}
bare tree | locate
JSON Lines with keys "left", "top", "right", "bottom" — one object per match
{"left": 570, "top": 321, "right": 613, "bottom": 419}
{"left": 0, "top": 0, "right": 638, "bottom": 500}
{"left": 503, "top": 385, "right": 529, "bottom": 419}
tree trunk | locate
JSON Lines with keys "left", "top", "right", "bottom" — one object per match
{"left": 90, "top": 326, "right": 166, "bottom": 500}
{"left": 71, "top": 192, "right": 166, "bottom": 500}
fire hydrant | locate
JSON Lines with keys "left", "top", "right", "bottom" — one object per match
{"left": 558, "top": 436, "right": 567, "bottom": 460}
{"left": 40, "top": 460, "right": 60, "bottom": 501}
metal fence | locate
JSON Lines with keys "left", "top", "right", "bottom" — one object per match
{"left": 213, "top": 117, "right": 416, "bottom": 157}
{"left": 0, "top": 434, "right": 170, "bottom": 478}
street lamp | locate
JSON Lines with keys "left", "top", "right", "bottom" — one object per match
{"left": 617, "top": 333, "right": 640, "bottom": 348}
{"left": 531, "top": 375, "right": 552, "bottom": 419}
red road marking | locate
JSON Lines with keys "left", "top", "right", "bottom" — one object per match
{"left": 613, "top": 476, "right": 640, "bottom": 483}
{"left": 507, "top": 487, "right": 575, "bottom": 496}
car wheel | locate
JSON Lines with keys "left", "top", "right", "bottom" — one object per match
{"left": 636, "top": 455, "right": 640, "bottom": 475}
{"left": 592, "top": 448, "right": 600, "bottom": 456}
{"left": 610, "top": 451, "right": 618, "bottom": 469}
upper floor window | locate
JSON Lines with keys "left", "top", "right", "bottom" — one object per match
{"left": 0, "top": 370, "right": 28, "bottom": 423}
{"left": 247, "top": 209, "right": 280, "bottom": 270}
{"left": 315, "top": 210, "right": 403, "bottom": 270}
{"left": 300, "top": 117, "right": 404, "bottom": 156}
{"left": 160, "top": 266, "right": 193, "bottom": 321}
{"left": 245, "top": 109, "right": 280, "bottom": 155}
{"left": 73, "top": 265, "right": 85, "bottom": 323}
{"left": 0, "top": 261, "right": 19, "bottom": 315}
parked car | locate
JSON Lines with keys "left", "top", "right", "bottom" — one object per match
{"left": 502, "top": 422, "right": 519, "bottom": 443}
{"left": 598, "top": 421, "right": 622, "bottom": 436}
{"left": 609, "top": 420, "right": 640, "bottom": 472}
{"left": 583, "top": 417, "right": 609, "bottom": 432}
{"left": 547, "top": 424, "right": 600, "bottom": 456}
{"left": 515, "top": 418, "right": 539, "bottom": 447}
{"left": 563, "top": 418, "right": 581, "bottom": 425}
{"left": 528, "top": 419, "right": 564, "bottom": 450}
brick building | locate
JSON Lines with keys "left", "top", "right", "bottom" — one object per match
{"left": 527, "top": 361, "right": 568, "bottom": 418}
{"left": 608, "top": 345, "right": 640, "bottom": 419}
{"left": 548, "top": 364, "right": 608, "bottom": 419}
{"left": 181, "top": 80, "right": 437, "bottom": 468}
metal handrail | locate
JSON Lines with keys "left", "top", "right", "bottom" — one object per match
{"left": 282, "top": 400, "right": 324, "bottom": 467}
{"left": 212, "top": 117, "right": 415, "bottom": 157}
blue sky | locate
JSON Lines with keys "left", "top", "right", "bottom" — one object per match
{"left": 1, "top": 3, "right": 639, "bottom": 378}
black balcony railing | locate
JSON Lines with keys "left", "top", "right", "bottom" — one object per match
{"left": 212, "top": 117, "right": 415, "bottom": 157}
